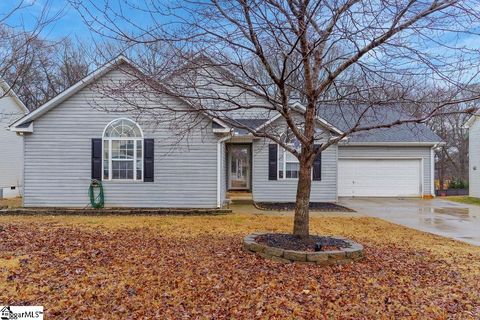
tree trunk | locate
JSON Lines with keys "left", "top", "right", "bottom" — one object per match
{"left": 293, "top": 158, "right": 313, "bottom": 238}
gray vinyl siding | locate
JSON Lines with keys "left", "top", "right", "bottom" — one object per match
{"left": 469, "top": 119, "right": 480, "bottom": 197}
{"left": 252, "top": 139, "right": 338, "bottom": 202}
{"left": 23, "top": 68, "right": 220, "bottom": 208}
{"left": 338, "top": 145, "right": 434, "bottom": 196}
{"left": 0, "top": 94, "right": 25, "bottom": 195}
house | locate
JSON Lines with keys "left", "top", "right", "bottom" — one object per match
{"left": 0, "top": 80, "right": 28, "bottom": 199}
{"left": 465, "top": 115, "right": 480, "bottom": 197}
{"left": 10, "top": 56, "right": 441, "bottom": 208}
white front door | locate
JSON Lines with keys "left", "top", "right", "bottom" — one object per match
{"left": 338, "top": 159, "right": 422, "bottom": 197}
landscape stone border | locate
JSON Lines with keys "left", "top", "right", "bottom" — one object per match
{"left": 243, "top": 232, "right": 364, "bottom": 265}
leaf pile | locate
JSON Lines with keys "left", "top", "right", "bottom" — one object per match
{"left": 0, "top": 214, "right": 479, "bottom": 319}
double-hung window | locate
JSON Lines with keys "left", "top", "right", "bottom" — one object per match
{"left": 103, "top": 118, "right": 143, "bottom": 181}
{"left": 278, "top": 138, "right": 301, "bottom": 179}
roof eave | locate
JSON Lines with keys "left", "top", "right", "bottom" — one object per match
{"left": 9, "top": 121, "right": 33, "bottom": 133}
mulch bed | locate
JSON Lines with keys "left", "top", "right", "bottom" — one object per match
{"left": 255, "top": 202, "right": 355, "bottom": 212}
{"left": 256, "top": 233, "right": 351, "bottom": 252}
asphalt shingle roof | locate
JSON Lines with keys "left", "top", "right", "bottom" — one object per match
{"left": 317, "top": 105, "right": 442, "bottom": 143}
{"left": 227, "top": 105, "right": 441, "bottom": 144}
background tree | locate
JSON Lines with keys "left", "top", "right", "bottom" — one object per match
{"left": 0, "top": 0, "right": 62, "bottom": 102}
{"left": 9, "top": 38, "right": 92, "bottom": 109}
{"left": 428, "top": 99, "right": 473, "bottom": 190}
{"left": 72, "top": 0, "right": 480, "bottom": 237}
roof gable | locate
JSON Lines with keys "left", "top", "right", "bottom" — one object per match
{"left": 252, "top": 102, "right": 343, "bottom": 136}
{"left": 10, "top": 55, "right": 229, "bottom": 133}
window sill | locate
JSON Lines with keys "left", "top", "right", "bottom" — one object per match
{"left": 102, "top": 180, "right": 146, "bottom": 184}
{"left": 276, "top": 178, "right": 320, "bottom": 181}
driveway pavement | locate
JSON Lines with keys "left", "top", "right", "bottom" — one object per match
{"left": 339, "top": 197, "right": 480, "bottom": 246}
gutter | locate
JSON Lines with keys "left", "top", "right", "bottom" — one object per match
{"left": 217, "top": 131, "right": 233, "bottom": 208}
{"left": 339, "top": 141, "right": 443, "bottom": 147}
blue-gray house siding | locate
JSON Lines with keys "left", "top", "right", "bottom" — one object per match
{"left": 252, "top": 139, "right": 338, "bottom": 202}
{"left": 23, "top": 68, "right": 221, "bottom": 208}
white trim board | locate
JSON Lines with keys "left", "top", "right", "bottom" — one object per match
{"left": 464, "top": 115, "right": 479, "bottom": 128}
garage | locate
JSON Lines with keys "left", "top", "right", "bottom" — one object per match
{"left": 338, "top": 158, "right": 422, "bottom": 197}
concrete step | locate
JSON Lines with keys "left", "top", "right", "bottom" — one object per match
{"left": 227, "top": 192, "right": 253, "bottom": 204}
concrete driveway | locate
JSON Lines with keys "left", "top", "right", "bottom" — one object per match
{"left": 339, "top": 197, "right": 480, "bottom": 246}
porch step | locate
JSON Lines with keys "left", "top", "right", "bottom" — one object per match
{"left": 227, "top": 191, "right": 253, "bottom": 205}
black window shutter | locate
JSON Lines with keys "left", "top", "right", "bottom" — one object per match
{"left": 268, "top": 144, "right": 278, "bottom": 180}
{"left": 313, "top": 144, "right": 322, "bottom": 181}
{"left": 144, "top": 139, "right": 154, "bottom": 182}
{"left": 91, "top": 138, "right": 102, "bottom": 180}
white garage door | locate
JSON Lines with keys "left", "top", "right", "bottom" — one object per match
{"left": 338, "top": 159, "right": 422, "bottom": 197}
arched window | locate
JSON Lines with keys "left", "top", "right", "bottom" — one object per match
{"left": 278, "top": 131, "right": 301, "bottom": 179}
{"left": 103, "top": 118, "right": 143, "bottom": 180}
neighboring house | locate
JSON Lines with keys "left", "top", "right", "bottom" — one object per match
{"left": 10, "top": 56, "right": 442, "bottom": 208}
{"left": 464, "top": 115, "right": 480, "bottom": 197}
{"left": 0, "top": 80, "right": 28, "bottom": 198}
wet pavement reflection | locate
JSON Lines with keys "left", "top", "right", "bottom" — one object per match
{"left": 339, "top": 198, "right": 480, "bottom": 246}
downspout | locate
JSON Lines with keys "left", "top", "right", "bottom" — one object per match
{"left": 431, "top": 143, "right": 441, "bottom": 197}
{"left": 217, "top": 132, "right": 233, "bottom": 208}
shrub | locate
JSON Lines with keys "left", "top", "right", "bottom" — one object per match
{"left": 449, "top": 179, "right": 468, "bottom": 189}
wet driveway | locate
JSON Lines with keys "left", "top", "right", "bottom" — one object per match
{"left": 339, "top": 197, "right": 480, "bottom": 246}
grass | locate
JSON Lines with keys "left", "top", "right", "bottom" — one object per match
{"left": 0, "top": 208, "right": 478, "bottom": 318}
{"left": 446, "top": 196, "right": 480, "bottom": 206}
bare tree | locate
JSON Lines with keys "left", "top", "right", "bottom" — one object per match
{"left": 0, "top": 1, "right": 63, "bottom": 104}
{"left": 72, "top": 0, "right": 480, "bottom": 237}
{"left": 428, "top": 96, "right": 473, "bottom": 188}
{"left": 10, "top": 38, "right": 93, "bottom": 109}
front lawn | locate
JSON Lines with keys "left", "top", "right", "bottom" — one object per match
{"left": 447, "top": 196, "right": 480, "bottom": 206}
{"left": 0, "top": 212, "right": 479, "bottom": 318}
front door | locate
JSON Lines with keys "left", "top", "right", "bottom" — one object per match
{"left": 228, "top": 145, "right": 251, "bottom": 190}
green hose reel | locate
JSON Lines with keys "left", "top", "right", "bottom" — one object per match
{"left": 89, "top": 179, "right": 104, "bottom": 209}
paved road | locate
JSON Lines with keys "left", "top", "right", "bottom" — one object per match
{"left": 339, "top": 197, "right": 480, "bottom": 246}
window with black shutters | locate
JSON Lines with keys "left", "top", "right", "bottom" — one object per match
{"left": 101, "top": 118, "right": 144, "bottom": 181}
